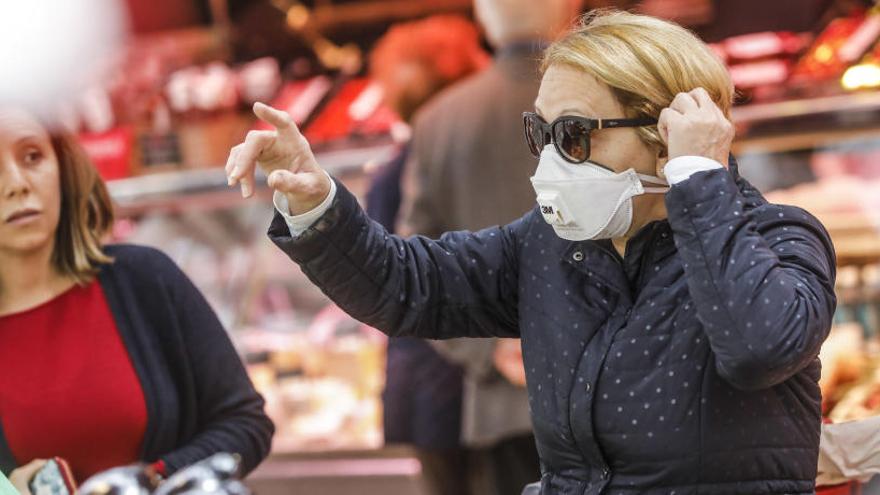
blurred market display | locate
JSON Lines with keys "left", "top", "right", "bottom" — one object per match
{"left": 30, "top": 0, "right": 880, "bottom": 493}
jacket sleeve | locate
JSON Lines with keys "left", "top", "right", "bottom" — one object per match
{"left": 666, "top": 168, "right": 837, "bottom": 391}
{"left": 156, "top": 255, "right": 274, "bottom": 476}
{"left": 268, "top": 178, "right": 523, "bottom": 340}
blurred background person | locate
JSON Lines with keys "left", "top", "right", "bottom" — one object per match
{"left": 0, "top": 107, "right": 273, "bottom": 486}
{"left": 396, "top": 0, "right": 582, "bottom": 493}
{"left": 365, "top": 15, "right": 489, "bottom": 495}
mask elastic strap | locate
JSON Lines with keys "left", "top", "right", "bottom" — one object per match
{"left": 643, "top": 186, "right": 670, "bottom": 193}
{"left": 637, "top": 173, "right": 669, "bottom": 194}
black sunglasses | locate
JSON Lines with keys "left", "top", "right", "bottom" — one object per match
{"left": 523, "top": 112, "right": 657, "bottom": 164}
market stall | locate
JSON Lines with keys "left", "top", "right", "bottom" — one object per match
{"left": 39, "top": 0, "right": 880, "bottom": 493}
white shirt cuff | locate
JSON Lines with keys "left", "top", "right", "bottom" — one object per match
{"left": 664, "top": 156, "right": 724, "bottom": 185}
{"left": 272, "top": 173, "right": 337, "bottom": 237}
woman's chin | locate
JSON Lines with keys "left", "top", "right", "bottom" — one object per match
{"left": 0, "top": 230, "right": 55, "bottom": 256}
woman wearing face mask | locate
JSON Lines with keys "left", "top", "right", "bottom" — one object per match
{"left": 227, "top": 10, "right": 836, "bottom": 495}
{"left": 0, "top": 108, "right": 273, "bottom": 488}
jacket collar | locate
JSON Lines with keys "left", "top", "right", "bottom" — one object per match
{"left": 495, "top": 40, "right": 548, "bottom": 61}
{"left": 551, "top": 154, "right": 758, "bottom": 298}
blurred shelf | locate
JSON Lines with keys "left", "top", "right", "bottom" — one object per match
{"left": 731, "top": 91, "right": 880, "bottom": 153}
{"left": 107, "top": 92, "right": 880, "bottom": 215}
{"left": 835, "top": 236, "right": 880, "bottom": 267}
{"left": 305, "top": 0, "right": 471, "bottom": 32}
{"left": 733, "top": 125, "right": 880, "bottom": 154}
{"left": 816, "top": 212, "right": 880, "bottom": 266}
{"left": 732, "top": 92, "right": 880, "bottom": 124}
{"left": 247, "top": 445, "right": 428, "bottom": 495}
{"left": 108, "top": 141, "right": 398, "bottom": 216}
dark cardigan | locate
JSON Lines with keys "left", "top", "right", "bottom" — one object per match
{"left": 0, "top": 244, "right": 274, "bottom": 476}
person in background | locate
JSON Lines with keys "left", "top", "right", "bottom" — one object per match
{"left": 0, "top": 107, "right": 273, "bottom": 488}
{"left": 365, "top": 16, "right": 490, "bottom": 495}
{"left": 366, "top": 15, "right": 489, "bottom": 233}
{"left": 396, "top": 1, "right": 582, "bottom": 493}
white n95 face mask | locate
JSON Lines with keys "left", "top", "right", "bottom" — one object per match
{"left": 530, "top": 145, "right": 669, "bottom": 241}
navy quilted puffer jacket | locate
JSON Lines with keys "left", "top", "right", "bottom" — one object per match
{"left": 268, "top": 160, "right": 836, "bottom": 495}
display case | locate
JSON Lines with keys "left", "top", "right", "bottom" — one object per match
{"left": 80, "top": 2, "right": 880, "bottom": 492}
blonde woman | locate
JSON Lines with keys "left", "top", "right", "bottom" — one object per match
{"left": 228, "top": 10, "right": 836, "bottom": 494}
{"left": 0, "top": 108, "right": 273, "bottom": 486}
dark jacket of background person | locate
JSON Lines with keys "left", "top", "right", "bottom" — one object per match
{"left": 268, "top": 158, "right": 836, "bottom": 495}
{"left": 0, "top": 244, "right": 274, "bottom": 477}
{"left": 366, "top": 146, "right": 465, "bottom": 452}
{"left": 397, "top": 43, "right": 543, "bottom": 450}
{"left": 363, "top": 14, "right": 490, "bottom": 495}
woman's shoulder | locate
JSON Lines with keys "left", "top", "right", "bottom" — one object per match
{"left": 101, "top": 243, "right": 181, "bottom": 277}
{"left": 103, "top": 243, "right": 174, "bottom": 263}
{"left": 752, "top": 201, "right": 828, "bottom": 232}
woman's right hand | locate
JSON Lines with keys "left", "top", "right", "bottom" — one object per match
{"left": 226, "top": 102, "right": 332, "bottom": 215}
{"left": 9, "top": 459, "right": 47, "bottom": 495}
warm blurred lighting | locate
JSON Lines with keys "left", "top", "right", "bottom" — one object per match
{"left": 0, "top": 0, "right": 126, "bottom": 114}
{"left": 337, "top": 43, "right": 363, "bottom": 74}
{"left": 314, "top": 39, "right": 341, "bottom": 66}
{"left": 815, "top": 44, "right": 835, "bottom": 63}
{"left": 286, "top": 4, "right": 310, "bottom": 30}
{"left": 311, "top": 39, "right": 362, "bottom": 73}
{"left": 842, "top": 63, "right": 880, "bottom": 90}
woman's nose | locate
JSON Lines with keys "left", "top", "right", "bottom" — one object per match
{"left": 0, "top": 160, "right": 30, "bottom": 198}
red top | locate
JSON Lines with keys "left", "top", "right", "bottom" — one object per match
{"left": 0, "top": 280, "right": 148, "bottom": 483}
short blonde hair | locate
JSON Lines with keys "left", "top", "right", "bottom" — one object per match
{"left": 543, "top": 10, "right": 733, "bottom": 153}
{"left": 51, "top": 132, "right": 114, "bottom": 284}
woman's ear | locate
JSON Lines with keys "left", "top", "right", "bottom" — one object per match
{"left": 655, "top": 149, "right": 669, "bottom": 179}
